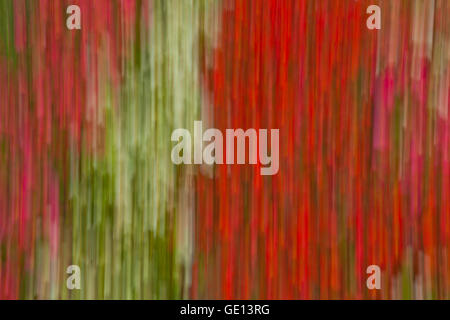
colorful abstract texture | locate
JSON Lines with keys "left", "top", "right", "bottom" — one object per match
{"left": 0, "top": 0, "right": 449, "bottom": 299}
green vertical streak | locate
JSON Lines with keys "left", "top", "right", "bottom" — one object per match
{"left": 68, "top": 0, "right": 214, "bottom": 299}
{"left": 0, "top": 0, "right": 17, "bottom": 66}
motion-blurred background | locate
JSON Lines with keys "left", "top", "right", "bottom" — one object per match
{"left": 0, "top": 0, "right": 449, "bottom": 299}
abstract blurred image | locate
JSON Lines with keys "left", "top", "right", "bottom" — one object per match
{"left": 0, "top": 0, "right": 449, "bottom": 300}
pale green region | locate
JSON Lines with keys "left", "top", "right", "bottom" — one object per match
{"left": 64, "top": 0, "right": 219, "bottom": 299}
